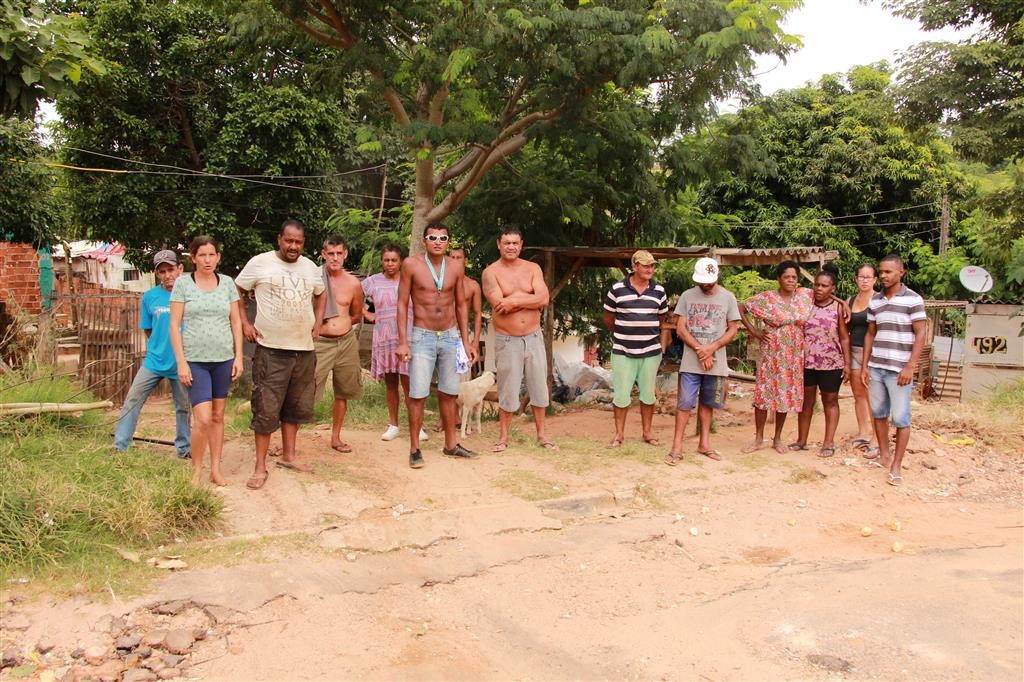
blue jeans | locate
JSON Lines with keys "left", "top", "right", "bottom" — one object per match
{"left": 408, "top": 327, "right": 461, "bottom": 399}
{"left": 113, "top": 365, "right": 191, "bottom": 456}
{"left": 868, "top": 366, "right": 913, "bottom": 429}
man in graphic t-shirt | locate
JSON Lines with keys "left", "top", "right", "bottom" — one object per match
{"left": 235, "top": 219, "right": 325, "bottom": 489}
{"left": 664, "top": 257, "right": 740, "bottom": 465}
{"left": 113, "top": 250, "right": 191, "bottom": 458}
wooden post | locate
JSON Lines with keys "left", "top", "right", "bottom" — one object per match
{"left": 544, "top": 250, "right": 555, "bottom": 403}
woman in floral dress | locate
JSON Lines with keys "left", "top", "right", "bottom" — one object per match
{"left": 739, "top": 261, "right": 813, "bottom": 453}
{"left": 362, "top": 243, "right": 427, "bottom": 442}
{"left": 789, "top": 265, "right": 850, "bottom": 458}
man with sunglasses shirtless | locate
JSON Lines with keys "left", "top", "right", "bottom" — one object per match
{"left": 396, "top": 223, "right": 478, "bottom": 468}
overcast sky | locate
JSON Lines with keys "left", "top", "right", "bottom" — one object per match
{"left": 752, "top": 0, "right": 967, "bottom": 95}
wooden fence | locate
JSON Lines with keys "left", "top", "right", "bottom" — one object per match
{"left": 62, "top": 291, "right": 145, "bottom": 404}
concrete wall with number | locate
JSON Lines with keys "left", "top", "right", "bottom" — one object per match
{"left": 962, "top": 302, "right": 1024, "bottom": 400}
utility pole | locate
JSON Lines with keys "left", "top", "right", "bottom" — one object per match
{"left": 939, "top": 194, "right": 950, "bottom": 255}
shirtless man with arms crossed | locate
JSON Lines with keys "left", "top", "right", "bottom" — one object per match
{"left": 313, "top": 234, "right": 364, "bottom": 454}
{"left": 395, "top": 223, "right": 478, "bottom": 468}
{"left": 481, "top": 226, "right": 555, "bottom": 451}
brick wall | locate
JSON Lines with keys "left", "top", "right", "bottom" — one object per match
{"left": 0, "top": 242, "right": 42, "bottom": 315}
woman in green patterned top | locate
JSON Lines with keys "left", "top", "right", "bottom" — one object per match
{"left": 170, "top": 236, "right": 243, "bottom": 486}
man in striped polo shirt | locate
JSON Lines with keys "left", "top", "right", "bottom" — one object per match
{"left": 861, "top": 254, "right": 927, "bottom": 487}
{"left": 603, "top": 250, "right": 668, "bottom": 447}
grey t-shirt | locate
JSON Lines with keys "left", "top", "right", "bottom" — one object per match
{"left": 674, "top": 285, "right": 740, "bottom": 376}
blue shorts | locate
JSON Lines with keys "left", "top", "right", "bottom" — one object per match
{"left": 409, "top": 327, "right": 461, "bottom": 399}
{"left": 677, "top": 372, "right": 727, "bottom": 411}
{"left": 188, "top": 359, "right": 233, "bottom": 406}
{"left": 868, "top": 366, "right": 913, "bottom": 428}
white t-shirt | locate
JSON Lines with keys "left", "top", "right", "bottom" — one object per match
{"left": 235, "top": 251, "right": 325, "bottom": 351}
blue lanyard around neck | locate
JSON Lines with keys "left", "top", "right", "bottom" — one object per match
{"left": 424, "top": 255, "right": 445, "bottom": 291}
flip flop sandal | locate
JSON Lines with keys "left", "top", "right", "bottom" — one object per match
{"left": 698, "top": 449, "right": 722, "bottom": 461}
{"left": 788, "top": 442, "right": 808, "bottom": 451}
{"left": 246, "top": 471, "right": 269, "bottom": 490}
{"left": 817, "top": 447, "right": 835, "bottom": 458}
{"left": 851, "top": 438, "right": 870, "bottom": 448}
{"left": 664, "top": 452, "right": 683, "bottom": 466}
{"left": 862, "top": 447, "right": 880, "bottom": 460}
{"left": 887, "top": 472, "right": 903, "bottom": 487}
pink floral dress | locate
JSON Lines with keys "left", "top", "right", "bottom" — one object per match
{"left": 745, "top": 287, "right": 813, "bottom": 413}
{"left": 361, "top": 273, "right": 410, "bottom": 379}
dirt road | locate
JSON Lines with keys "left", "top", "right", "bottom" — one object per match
{"left": 4, "top": 396, "right": 1022, "bottom": 680}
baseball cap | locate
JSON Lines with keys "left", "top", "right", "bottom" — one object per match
{"left": 693, "top": 257, "right": 720, "bottom": 284}
{"left": 153, "top": 249, "right": 180, "bottom": 267}
{"left": 632, "top": 250, "right": 656, "bottom": 266}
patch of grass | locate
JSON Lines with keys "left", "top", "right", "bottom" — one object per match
{"left": 492, "top": 470, "right": 566, "bottom": 501}
{"left": 0, "top": 373, "right": 222, "bottom": 595}
{"left": 731, "top": 452, "right": 777, "bottom": 470}
{"left": 632, "top": 481, "right": 667, "bottom": 510}
{"left": 785, "top": 467, "right": 825, "bottom": 484}
{"left": 185, "top": 533, "right": 311, "bottom": 569}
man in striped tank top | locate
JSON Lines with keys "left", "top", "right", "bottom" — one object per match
{"left": 862, "top": 254, "right": 927, "bottom": 487}
{"left": 602, "top": 250, "right": 668, "bottom": 447}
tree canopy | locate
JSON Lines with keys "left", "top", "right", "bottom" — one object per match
{"left": 271, "top": 0, "right": 799, "bottom": 254}
{"left": 52, "top": 0, "right": 375, "bottom": 271}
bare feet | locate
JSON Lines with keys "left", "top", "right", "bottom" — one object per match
{"left": 209, "top": 475, "right": 228, "bottom": 487}
{"left": 772, "top": 439, "right": 787, "bottom": 454}
{"left": 331, "top": 441, "right": 353, "bottom": 453}
{"left": 741, "top": 440, "right": 765, "bottom": 453}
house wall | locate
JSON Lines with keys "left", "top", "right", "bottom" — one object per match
{"left": 0, "top": 242, "right": 42, "bottom": 315}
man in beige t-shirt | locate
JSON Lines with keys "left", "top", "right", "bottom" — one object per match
{"left": 235, "top": 219, "right": 325, "bottom": 489}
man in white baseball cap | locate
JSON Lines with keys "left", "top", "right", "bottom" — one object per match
{"left": 664, "top": 257, "right": 740, "bottom": 465}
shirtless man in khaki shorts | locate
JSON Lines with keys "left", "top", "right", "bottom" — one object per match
{"left": 395, "top": 223, "right": 478, "bottom": 469}
{"left": 481, "top": 227, "right": 555, "bottom": 451}
{"left": 313, "top": 235, "right": 364, "bottom": 454}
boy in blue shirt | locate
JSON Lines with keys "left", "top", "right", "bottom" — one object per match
{"left": 113, "top": 250, "right": 191, "bottom": 457}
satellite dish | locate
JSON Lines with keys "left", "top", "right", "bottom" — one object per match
{"left": 959, "top": 265, "right": 993, "bottom": 293}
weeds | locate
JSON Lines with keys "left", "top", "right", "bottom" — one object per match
{"left": 0, "top": 372, "right": 222, "bottom": 593}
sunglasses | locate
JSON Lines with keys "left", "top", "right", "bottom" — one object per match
{"left": 425, "top": 234, "right": 450, "bottom": 243}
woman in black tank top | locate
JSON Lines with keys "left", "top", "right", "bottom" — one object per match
{"left": 848, "top": 263, "right": 877, "bottom": 453}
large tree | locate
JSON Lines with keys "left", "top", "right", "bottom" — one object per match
{"left": 272, "top": 0, "right": 798, "bottom": 254}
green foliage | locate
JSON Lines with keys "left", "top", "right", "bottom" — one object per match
{"left": 0, "top": 0, "right": 104, "bottom": 119}
{"left": 959, "top": 160, "right": 1024, "bottom": 299}
{"left": 670, "top": 64, "right": 973, "bottom": 298}
{"left": 53, "top": 0, "right": 378, "bottom": 271}
{"left": 271, "top": 0, "right": 799, "bottom": 251}
{"left": 887, "top": 0, "right": 1023, "bottom": 164}
{"left": 0, "top": 372, "right": 221, "bottom": 583}
{"left": 0, "top": 116, "right": 60, "bottom": 243}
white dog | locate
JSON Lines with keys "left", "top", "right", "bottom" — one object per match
{"left": 457, "top": 371, "right": 496, "bottom": 438}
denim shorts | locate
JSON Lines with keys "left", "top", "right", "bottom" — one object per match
{"left": 868, "top": 365, "right": 913, "bottom": 428}
{"left": 409, "top": 326, "right": 461, "bottom": 399}
{"left": 677, "top": 372, "right": 727, "bottom": 411}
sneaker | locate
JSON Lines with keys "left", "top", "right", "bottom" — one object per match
{"left": 442, "top": 443, "right": 479, "bottom": 459}
{"left": 177, "top": 451, "right": 191, "bottom": 460}
{"left": 419, "top": 428, "right": 429, "bottom": 441}
{"left": 381, "top": 424, "right": 400, "bottom": 441}
{"left": 409, "top": 449, "right": 424, "bottom": 469}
